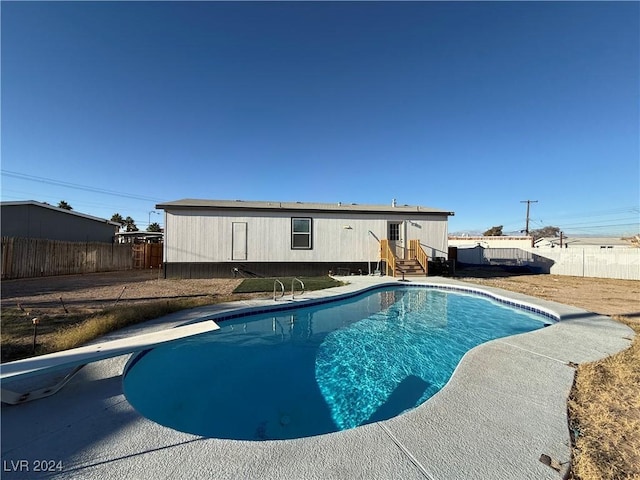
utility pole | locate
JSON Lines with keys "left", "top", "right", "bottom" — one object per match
{"left": 520, "top": 200, "right": 538, "bottom": 236}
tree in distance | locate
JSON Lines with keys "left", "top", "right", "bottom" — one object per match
{"left": 123, "top": 216, "right": 139, "bottom": 232}
{"left": 530, "top": 226, "right": 560, "bottom": 240}
{"left": 147, "top": 222, "right": 162, "bottom": 232}
{"left": 57, "top": 200, "right": 72, "bottom": 210}
{"left": 111, "top": 213, "right": 138, "bottom": 232}
{"left": 483, "top": 225, "right": 503, "bottom": 236}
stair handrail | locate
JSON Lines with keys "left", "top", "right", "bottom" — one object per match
{"left": 409, "top": 239, "right": 429, "bottom": 276}
{"left": 380, "top": 239, "right": 397, "bottom": 277}
{"left": 292, "top": 277, "right": 305, "bottom": 299}
{"left": 273, "top": 279, "right": 285, "bottom": 301}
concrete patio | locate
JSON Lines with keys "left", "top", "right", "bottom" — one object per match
{"left": 1, "top": 276, "right": 634, "bottom": 480}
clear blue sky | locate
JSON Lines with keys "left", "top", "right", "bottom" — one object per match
{"left": 2, "top": 1, "right": 638, "bottom": 236}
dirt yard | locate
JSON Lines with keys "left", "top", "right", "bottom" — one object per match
{"left": 2, "top": 268, "right": 638, "bottom": 321}
{"left": 0, "top": 270, "right": 250, "bottom": 315}
{"left": 454, "top": 267, "right": 640, "bottom": 320}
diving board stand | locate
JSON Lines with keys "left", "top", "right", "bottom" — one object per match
{"left": 1, "top": 320, "right": 219, "bottom": 405}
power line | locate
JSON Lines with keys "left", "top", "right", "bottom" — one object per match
{"left": 543, "top": 206, "right": 639, "bottom": 221}
{"left": 499, "top": 206, "right": 639, "bottom": 231}
{"left": 557, "top": 217, "right": 639, "bottom": 228}
{"left": 529, "top": 215, "right": 638, "bottom": 234}
{"left": 1, "top": 170, "right": 163, "bottom": 203}
{"left": 562, "top": 223, "right": 639, "bottom": 234}
{"left": 0, "top": 188, "right": 150, "bottom": 213}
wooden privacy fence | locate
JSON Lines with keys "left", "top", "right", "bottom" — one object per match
{"left": 1, "top": 237, "right": 135, "bottom": 280}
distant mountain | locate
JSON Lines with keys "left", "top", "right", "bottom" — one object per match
{"left": 449, "top": 230, "right": 484, "bottom": 237}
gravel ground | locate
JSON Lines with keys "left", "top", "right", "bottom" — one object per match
{"left": 1, "top": 270, "right": 249, "bottom": 314}
{"left": 455, "top": 268, "right": 640, "bottom": 320}
{"left": 2, "top": 267, "right": 637, "bottom": 320}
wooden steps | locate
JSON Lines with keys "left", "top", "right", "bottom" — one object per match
{"left": 395, "top": 259, "right": 426, "bottom": 277}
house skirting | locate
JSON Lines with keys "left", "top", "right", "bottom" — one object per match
{"left": 164, "top": 262, "right": 377, "bottom": 279}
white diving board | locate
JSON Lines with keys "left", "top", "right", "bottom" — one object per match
{"left": 1, "top": 320, "right": 219, "bottom": 404}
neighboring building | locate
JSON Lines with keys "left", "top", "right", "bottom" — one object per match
{"left": 448, "top": 235, "right": 533, "bottom": 249}
{"left": 533, "top": 236, "right": 635, "bottom": 249}
{"left": 1, "top": 200, "right": 120, "bottom": 243}
{"left": 157, "top": 199, "right": 454, "bottom": 278}
{"left": 116, "top": 231, "right": 164, "bottom": 244}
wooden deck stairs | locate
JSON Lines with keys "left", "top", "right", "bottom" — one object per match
{"left": 380, "top": 239, "right": 430, "bottom": 278}
{"left": 395, "top": 258, "right": 427, "bottom": 277}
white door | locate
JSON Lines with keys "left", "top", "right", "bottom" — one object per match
{"left": 232, "top": 222, "right": 247, "bottom": 260}
{"left": 388, "top": 221, "right": 405, "bottom": 259}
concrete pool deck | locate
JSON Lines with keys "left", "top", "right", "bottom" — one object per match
{"left": 1, "top": 276, "right": 634, "bottom": 480}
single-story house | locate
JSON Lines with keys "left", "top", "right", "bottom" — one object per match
{"left": 156, "top": 199, "right": 455, "bottom": 278}
{"left": 1, "top": 200, "right": 120, "bottom": 243}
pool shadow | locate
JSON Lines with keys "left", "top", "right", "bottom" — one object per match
{"left": 366, "top": 375, "right": 429, "bottom": 424}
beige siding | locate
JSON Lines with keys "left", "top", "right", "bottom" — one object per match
{"left": 165, "top": 210, "right": 449, "bottom": 263}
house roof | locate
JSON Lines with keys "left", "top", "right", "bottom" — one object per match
{"left": 156, "top": 199, "right": 454, "bottom": 216}
{"left": 1, "top": 200, "right": 121, "bottom": 227}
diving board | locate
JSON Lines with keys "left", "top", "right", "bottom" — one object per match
{"left": 1, "top": 320, "right": 219, "bottom": 404}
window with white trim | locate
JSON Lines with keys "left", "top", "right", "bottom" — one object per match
{"left": 291, "top": 217, "right": 312, "bottom": 249}
{"left": 388, "top": 222, "right": 400, "bottom": 241}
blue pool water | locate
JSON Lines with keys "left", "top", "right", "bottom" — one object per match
{"left": 123, "top": 286, "right": 551, "bottom": 441}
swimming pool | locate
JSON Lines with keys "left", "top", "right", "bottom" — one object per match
{"left": 123, "top": 285, "right": 553, "bottom": 441}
